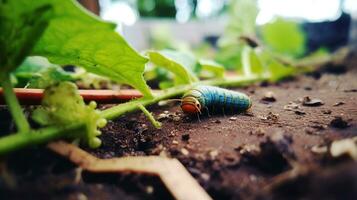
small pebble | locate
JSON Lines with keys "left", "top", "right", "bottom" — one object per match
{"left": 261, "top": 91, "right": 276, "bottom": 102}
{"left": 172, "top": 140, "right": 179, "bottom": 145}
{"left": 180, "top": 148, "right": 189, "bottom": 156}
{"left": 322, "top": 110, "right": 332, "bottom": 114}
{"left": 311, "top": 145, "right": 328, "bottom": 154}
{"left": 333, "top": 102, "right": 345, "bottom": 107}
{"left": 229, "top": 117, "right": 237, "bottom": 121}
{"left": 214, "top": 119, "right": 221, "bottom": 124}
{"left": 201, "top": 173, "right": 210, "bottom": 181}
{"left": 301, "top": 96, "right": 324, "bottom": 107}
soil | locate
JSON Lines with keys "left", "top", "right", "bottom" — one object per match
{"left": 0, "top": 61, "right": 357, "bottom": 199}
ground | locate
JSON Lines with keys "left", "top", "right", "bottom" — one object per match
{"left": 0, "top": 61, "right": 356, "bottom": 200}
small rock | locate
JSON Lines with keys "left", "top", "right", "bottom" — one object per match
{"left": 173, "top": 116, "right": 181, "bottom": 122}
{"left": 304, "top": 86, "right": 312, "bottom": 91}
{"left": 200, "top": 173, "right": 210, "bottom": 181}
{"left": 294, "top": 110, "right": 306, "bottom": 115}
{"left": 262, "top": 91, "right": 276, "bottom": 102}
{"left": 236, "top": 144, "right": 259, "bottom": 154}
{"left": 181, "top": 134, "right": 190, "bottom": 141}
{"left": 209, "top": 150, "right": 219, "bottom": 159}
{"left": 250, "top": 128, "right": 265, "bottom": 137}
{"left": 180, "top": 148, "right": 189, "bottom": 156}
{"left": 249, "top": 175, "right": 258, "bottom": 182}
{"left": 311, "top": 145, "right": 328, "bottom": 154}
{"left": 146, "top": 186, "right": 154, "bottom": 194}
{"left": 213, "top": 119, "right": 221, "bottom": 124}
{"left": 77, "top": 193, "right": 88, "bottom": 200}
{"left": 330, "top": 116, "right": 349, "bottom": 129}
{"left": 330, "top": 137, "right": 357, "bottom": 160}
{"left": 322, "top": 110, "right": 332, "bottom": 114}
{"left": 333, "top": 101, "right": 345, "bottom": 107}
{"left": 229, "top": 117, "right": 237, "bottom": 121}
{"left": 172, "top": 140, "right": 179, "bottom": 145}
{"left": 301, "top": 96, "right": 324, "bottom": 107}
{"left": 284, "top": 102, "right": 300, "bottom": 111}
{"left": 267, "top": 112, "right": 279, "bottom": 122}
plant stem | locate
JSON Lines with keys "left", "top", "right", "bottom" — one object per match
{"left": 0, "top": 123, "right": 83, "bottom": 155}
{"left": 138, "top": 104, "right": 162, "bottom": 128}
{"left": 0, "top": 74, "right": 265, "bottom": 155}
{"left": 1, "top": 75, "right": 30, "bottom": 133}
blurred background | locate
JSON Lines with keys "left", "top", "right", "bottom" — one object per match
{"left": 78, "top": 0, "right": 357, "bottom": 53}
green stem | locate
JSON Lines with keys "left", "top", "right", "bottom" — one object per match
{"left": 0, "top": 123, "right": 83, "bottom": 155}
{"left": 0, "top": 74, "right": 265, "bottom": 155}
{"left": 1, "top": 75, "right": 30, "bottom": 133}
{"left": 138, "top": 104, "right": 162, "bottom": 128}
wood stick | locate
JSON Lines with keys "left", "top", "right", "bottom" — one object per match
{"left": 48, "top": 141, "right": 212, "bottom": 200}
{"left": 0, "top": 88, "right": 147, "bottom": 105}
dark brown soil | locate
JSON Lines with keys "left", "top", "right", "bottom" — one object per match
{"left": 0, "top": 69, "right": 357, "bottom": 199}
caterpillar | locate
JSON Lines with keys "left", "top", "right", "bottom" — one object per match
{"left": 181, "top": 86, "right": 252, "bottom": 114}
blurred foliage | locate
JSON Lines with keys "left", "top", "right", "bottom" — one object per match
{"left": 216, "top": 0, "right": 259, "bottom": 70}
{"left": 13, "top": 56, "right": 74, "bottom": 88}
{"left": 146, "top": 49, "right": 225, "bottom": 89}
{"left": 138, "top": 0, "right": 176, "bottom": 18}
{"left": 261, "top": 18, "right": 306, "bottom": 58}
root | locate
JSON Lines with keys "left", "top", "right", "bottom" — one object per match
{"left": 47, "top": 141, "right": 212, "bottom": 200}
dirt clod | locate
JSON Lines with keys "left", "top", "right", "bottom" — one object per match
{"left": 241, "top": 132, "right": 295, "bottom": 174}
{"left": 181, "top": 134, "right": 190, "bottom": 141}
{"left": 261, "top": 91, "right": 276, "bottom": 102}
{"left": 330, "top": 116, "right": 349, "bottom": 129}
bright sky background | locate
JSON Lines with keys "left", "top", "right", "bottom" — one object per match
{"left": 99, "top": 0, "right": 357, "bottom": 26}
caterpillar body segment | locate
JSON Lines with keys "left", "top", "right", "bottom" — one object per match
{"left": 181, "top": 86, "right": 252, "bottom": 114}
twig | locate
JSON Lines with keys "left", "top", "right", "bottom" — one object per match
{"left": 48, "top": 141, "right": 212, "bottom": 200}
{"left": 0, "top": 88, "right": 148, "bottom": 105}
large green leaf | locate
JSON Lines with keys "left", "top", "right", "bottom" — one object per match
{"left": 31, "top": 0, "right": 152, "bottom": 97}
{"left": 0, "top": 0, "right": 53, "bottom": 81}
{"left": 147, "top": 50, "right": 199, "bottom": 85}
{"left": 261, "top": 18, "right": 306, "bottom": 57}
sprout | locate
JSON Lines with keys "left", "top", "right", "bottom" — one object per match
{"left": 32, "top": 82, "right": 106, "bottom": 148}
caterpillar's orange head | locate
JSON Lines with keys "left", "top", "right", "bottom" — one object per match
{"left": 181, "top": 96, "right": 201, "bottom": 114}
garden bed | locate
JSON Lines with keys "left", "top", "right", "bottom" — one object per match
{"left": 1, "top": 65, "right": 356, "bottom": 199}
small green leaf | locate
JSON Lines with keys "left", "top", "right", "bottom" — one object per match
{"left": 147, "top": 50, "right": 199, "bottom": 85}
{"left": 31, "top": 0, "right": 152, "bottom": 97}
{"left": 32, "top": 82, "right": 106, "bottom": 148}
{"left": 198, "top": 59, "right": 225, "bottom": 78}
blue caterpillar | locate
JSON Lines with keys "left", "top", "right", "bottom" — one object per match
{"left": 181, "top": 86, "right": 252, "bottom": 114}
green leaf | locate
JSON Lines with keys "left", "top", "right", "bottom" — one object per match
{"left": 249, "top": 49, "right": 265, "bottom": 75}
{"left": 261, "top": 17, "right": 306, "bottom": 57}
{"left": 147, "top": 50, "right": 199, "bottom": 85}
{"left": 198, "top": 59, "right": 225, "bottom": 78}
{"left": 257, "top": 50, "right": 296, "bottom": 81}
{"left": 14, "top": 56, "right": 74, "bottom": 88}
{"left": 0, "top": 0, "right": 53, "bottom": 81}
{"left": 31, "top": 0, "right": 152, "bottom": 97}
{"left": 32, "top": 82, "right": 107, "bottom": 148}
